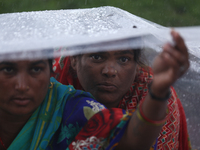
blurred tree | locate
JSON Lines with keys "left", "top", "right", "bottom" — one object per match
{"left": 0, "top": 0, "right": 199, "bottom": 26}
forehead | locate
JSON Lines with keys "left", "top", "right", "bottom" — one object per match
{"left": 87, "top": 50, "right": 134, "bottom": 56}
{"left": 112, "top": 50, "right": 134, "bottom": 55}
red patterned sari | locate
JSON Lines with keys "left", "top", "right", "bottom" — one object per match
{"left": 52, "top": 56, "right": 191, "bottom": 150}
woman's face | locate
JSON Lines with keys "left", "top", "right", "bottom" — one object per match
{"left": 0, "top": 60, "right": 50, "bottom": 116}
{"left": 72, "top": 50, "right": 137, "bottom": 108}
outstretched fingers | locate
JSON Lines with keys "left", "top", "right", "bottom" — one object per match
{"left": 162, "top": 31, "right": 189, "bottom": 76}
{"left": 160, "top": 47, "right": 179, "bottom": 79}
{"left": 163, "top": 43, "right": 189, "bottom": 76}
{"left": 171, "top": 30, "right": 188, "bottom": 56}
{"left": 172, "top": 30, "right": 190, "bottom": 74}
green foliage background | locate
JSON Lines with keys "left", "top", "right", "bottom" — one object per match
{"left": 0, "top": 0, "right": 199, "bottom": 26}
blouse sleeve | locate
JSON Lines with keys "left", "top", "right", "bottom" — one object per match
{"left": 68, "top": 107, "right": 127, "bottom": 150}
{"left": 54, "top": 89, "right": 107, "bottom": 148}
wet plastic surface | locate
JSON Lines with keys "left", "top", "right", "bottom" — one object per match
{"left": 0, "top": 6, "right": 199, "bottom": 61}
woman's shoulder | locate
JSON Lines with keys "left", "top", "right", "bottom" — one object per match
{"left": 50, "top": 77, "right": 75, "bottom": 91}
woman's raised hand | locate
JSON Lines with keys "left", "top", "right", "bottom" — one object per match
{"left": 151, "top": 30, "right": 189, "bottom": 96}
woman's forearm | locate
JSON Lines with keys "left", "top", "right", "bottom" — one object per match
{"left": 116, "top": 88, "right": 169, "bottom": 150}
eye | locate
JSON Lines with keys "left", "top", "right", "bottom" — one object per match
{"left": 119, "top": 57, "right": 129, "bottom": 63}
{"left": 31, "top": 67, "right": 41, "bottom": 73}
{"left": 90, "top": 55, "right": 102, "bottom": 60}
{"left": 3, "top": 67, "right": 14, "bottom": 73}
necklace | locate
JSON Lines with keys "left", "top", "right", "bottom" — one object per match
{"left": 0, "top": 137, "right": 7, "bottom": 149}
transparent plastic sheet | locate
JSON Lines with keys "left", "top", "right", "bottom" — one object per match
{"left": 0, "top": 6, "right": 200, "bottom": 149}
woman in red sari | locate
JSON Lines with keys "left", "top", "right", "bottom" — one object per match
{"left": 53, "top": 31, "right": 191, "bottom": 150}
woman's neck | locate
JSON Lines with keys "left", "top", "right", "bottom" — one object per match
{"left": 103, "top": 98, "right": 122, "bottom": 109}
{"left": 0, "top": 111, "right": 32, "bottom": 148}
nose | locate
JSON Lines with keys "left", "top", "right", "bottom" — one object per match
{"left": 15, "top": 73, "right": 30, "bottom": 92}
{"left": 102, "top": 64, "right": 117, "bottom": 78}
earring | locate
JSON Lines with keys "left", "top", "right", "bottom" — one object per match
{"left": 115, "top": 70, "right": 117, "bottom": 73}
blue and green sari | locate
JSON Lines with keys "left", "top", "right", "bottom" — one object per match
{"left": 7, "top": 78, "right": 128, "bottom": 150}
{"left": 7, "top": 78, "right": 104, "bottom": 149}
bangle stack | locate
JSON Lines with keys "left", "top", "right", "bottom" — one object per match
{"left": 136, "top": 99, "right": 169, "bottom": 126}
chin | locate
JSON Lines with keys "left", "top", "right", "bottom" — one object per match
{"left": 96, "top": 96, "right": 119, "bottom": 108}
{"left": 9, "top": 108, "right": 35, "bottom": 116}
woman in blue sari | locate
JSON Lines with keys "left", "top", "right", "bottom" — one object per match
{"left": 0, "top": 59, "right": 116, "bottom": 150}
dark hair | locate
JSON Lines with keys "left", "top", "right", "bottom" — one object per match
{"left": 133, "top": 49, "right": 149, "bottom": 73}
{"left": 48, "top": 59, "right": 54, "bottom": 73}
{"left": 134, "top": 49, "right": 141, "bottom": 63}
{"left": 134, "top": 49, "right": 146, "bottom": 66}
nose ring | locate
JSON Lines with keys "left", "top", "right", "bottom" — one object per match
{"left": 115, "top": 70, "right": 117, "bottom": 73}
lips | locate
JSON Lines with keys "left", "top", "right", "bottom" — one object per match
{"left": 12, "top": 97, "right": 31, "bottom": 106}
{"left": 97, "top": 82, "right": 117, "bottom": 92}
